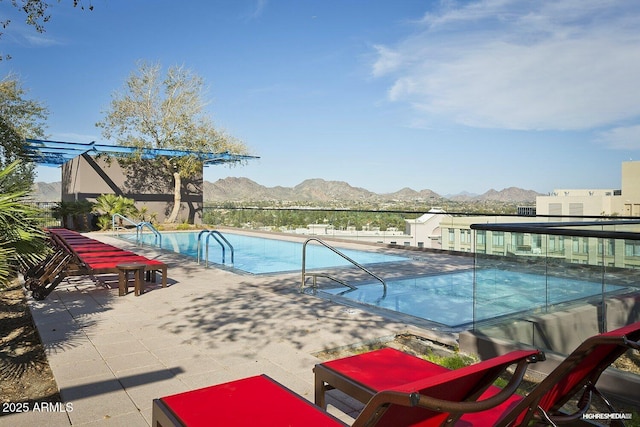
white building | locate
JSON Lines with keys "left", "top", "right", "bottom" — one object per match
{"left": 404, "top": 208, "right": 449, "bottom": 249}
{"left": 290, "top": 223, "right": 412, "bottom": 246}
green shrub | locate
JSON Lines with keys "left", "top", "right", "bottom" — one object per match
{"left": 424, "top": 351, "right": 477, "bottom": 370}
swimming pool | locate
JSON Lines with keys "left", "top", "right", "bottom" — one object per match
{"left": 124, "top": 231, "right": 409, "bottom": 274}
{"left": 321, "top": 269, "right": 627, "bottom": 328}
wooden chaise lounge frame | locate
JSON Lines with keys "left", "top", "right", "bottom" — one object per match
{"left": 25, "top": 228, "right": 167, "bottom": 300}
{"left": 152, "top": 349, "right": 543, "bottom": 426}
{"left": 315, "top": 321, "right": 640, "bottom": 426}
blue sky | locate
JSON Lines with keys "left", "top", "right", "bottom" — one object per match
{"left": 2, "top": 0, "right": 639, "bottom": 195}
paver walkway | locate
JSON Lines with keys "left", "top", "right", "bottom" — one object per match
{"left": 5, "top": 233, "right": 466, "bottom": 426}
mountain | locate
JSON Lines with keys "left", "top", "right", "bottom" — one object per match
{"left": 28, "top": 182, "right": 62, "bottom": 202}
{"left": 29, "top": 178, "right": 542, "bottom": 203}
{"left": 206, "top": 178, "right": 378, "bottom": 202}
{"left": 204, "top": 178, "right": 541, "bottom": 203}
{"left": 474, "top": 187, "right": 542, "bottom": 203}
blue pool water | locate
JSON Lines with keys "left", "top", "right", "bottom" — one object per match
{"left": 323, "top": 269, "right": 625, "bottom": 328}
{"left": 125, "top": 231, "right": 409, "bottom": 274}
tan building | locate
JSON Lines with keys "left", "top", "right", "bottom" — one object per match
{"left": 536, "top": 161, "right": 640, "bottom": 217}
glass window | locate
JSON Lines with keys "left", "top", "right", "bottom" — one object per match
{"left": 625, "top": 241, "right": 640, "bottom": 257}
{"left": 492, "top": 232, "right": 504, "bottom": 246}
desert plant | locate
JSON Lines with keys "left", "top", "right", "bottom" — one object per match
{"left": 93, "top": 194, "right": 139, "bottom": 230}
{"left": 0, "top": 161, "right": 49, "bottom": 287}
{"left": 136, "top": 206, "right": 158, "bottom": 225}
{"left": 52, "top": 200, "right": 94, "bottom": 231}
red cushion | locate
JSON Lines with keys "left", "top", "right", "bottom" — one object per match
{"left": 160, "top": 375, "right": 343, "bottom": 427}
{"left": 85, "top": 256, "right": 160, "bottom": 269}
{"left": 321, "top": 347, "right": 449, "bottom": 391}
{"left": 79, "top": 251, "right": 138, "bottom": 259}
{"left": 72, "top": 245, "right": 122, "bottom": 252}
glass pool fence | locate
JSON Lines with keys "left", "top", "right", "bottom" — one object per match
{"left": 195, "top": 208, "right": 640, "bottom": 335}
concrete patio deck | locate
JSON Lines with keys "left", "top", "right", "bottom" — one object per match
{"left": 6, "top": 233, "right": 467, "bottom": 426}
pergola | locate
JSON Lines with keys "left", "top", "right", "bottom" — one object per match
{"left": 24, "top": 138, "right": 259, "bottom": 166}
{"left": 24, "top": 138, "right": 259, "bottom": 224}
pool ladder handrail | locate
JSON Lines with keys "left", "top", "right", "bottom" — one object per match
{"left": 197, "top": 229, "right": 234, "bottom": 267}
{"left": 300, "top": 237, "right": 387, "bottom": 297}
{"left": 112, "top": 213, "right": 138, "bottom": 233}
{"left": 136, "top": 221, "right": 162, "bottom": 248}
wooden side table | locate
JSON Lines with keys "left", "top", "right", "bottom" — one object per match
{"left": 117, "top": 263, "right": 147, "bottom": 296}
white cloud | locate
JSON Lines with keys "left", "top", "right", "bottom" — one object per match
{"left": 371, "top": 45, "right": 403, "bottom": 77}
{"left": 372, "top": 0, "right": 640, "bottom": 131}
{"left": 597, "top": 126, "right": 640, "bottom": 150}
{"left": 25, "top": 34, "right": 60, "bottom": 47}
{"left": 249, "top": 0, "right": 268, "bottom": 20}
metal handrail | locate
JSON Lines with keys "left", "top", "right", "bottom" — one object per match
{"left": 112, "top": 213, "right": 138, "bottom": 233}
{"left": 197, "top": 229, "right": 234, "bottom": 266}
{"left": 300, "top": 238, "right": 387, "bottom": 297}
{"left": 136, "top": 221, "right": 162, "bottom": 248}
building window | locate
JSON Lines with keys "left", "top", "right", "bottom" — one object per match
{"left": 417, "top": 242, "right": 424, "bottom": 248}
{"left": 625, "top": 241, "right": 640, "bottom": 257}
{"left": 531, "top": 234, "right": 542, "bottom": 250}
{"left": 492, "top": 232, "right": 504, "bottom": 246}
{"left": 448, "top": 229, "right": 455, "bottom": 243}
{"left": 598, "top": 239, "right": 615, "bottom": 256}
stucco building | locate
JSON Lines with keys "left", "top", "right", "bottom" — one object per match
{"left": 536, "top": 161, "right": 640, "bottom": 217}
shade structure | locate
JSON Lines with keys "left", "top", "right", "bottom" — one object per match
{"left": 24, "top": 138, "right": 259, "bottom": 167}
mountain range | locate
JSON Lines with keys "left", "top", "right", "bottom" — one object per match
{"left": 30, "top": 178, "right": 542, "bottom": 203}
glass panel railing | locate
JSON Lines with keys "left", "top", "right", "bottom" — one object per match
{"left": 201, "top": 207, "right": 640, "bottom": 349}
{"left": 471, "top": 224, "right": 640, "bottom": 353}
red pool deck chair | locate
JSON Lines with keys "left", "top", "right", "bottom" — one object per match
{"left": 315, "top": 321, "right": 640, "bottom": 426}
{"left": 152, "top": 350, "right": 539, "bottom": 427}
{"left": 49, "top": 229, "right": 167, "bottom": 286}
{"left": 29, "top": 228, "right": 168, "bottom": 300}
{"left": 485, "top": 321, "right": 640, "bottom": 426}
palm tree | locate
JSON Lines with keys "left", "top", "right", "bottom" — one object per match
{"left": 93, "top": 194, "right": 139, "bottom": 230}
{"left": 0, "top": 161, "right": 48, "bottom": 288}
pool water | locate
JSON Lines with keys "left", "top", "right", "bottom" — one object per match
{"left": 125, "top": 231, "right": 409, "bottom": 274}
{"left": 322, "top": 269, "right": 626, "bottom": 328}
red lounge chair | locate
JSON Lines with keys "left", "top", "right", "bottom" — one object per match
{"left": 315, "top": 321, "right": 640, "bottom": 426}
{"left": 488, "top": 321, "right": 640, "bottom": 426}
{"left": 26, "top": 228, "right": 168, "bottom": 299}
{"left": 152, "top": 350, "right": 540, "bottom": 427}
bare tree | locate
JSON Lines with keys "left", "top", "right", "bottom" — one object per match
{"left": 96, "top": 61, "right": 250, "bottom": 223}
